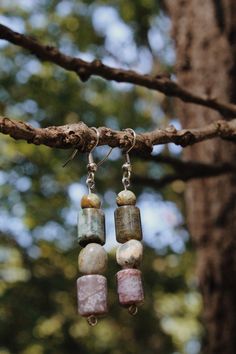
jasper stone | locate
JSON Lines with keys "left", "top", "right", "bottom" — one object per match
{"left": 81, "top": 193, "right": 101, "bottom": 209}
{"left": 78, "top": 243, "right": 108, "bottom": 274}
{"left": 77, "top": 275, "right": 108, "bottom": 317}
{"left": 116, "top": 190, "right": 136, "bottom": 206}
{"left": 78, "top": 208, "right": 105, "bottom": 246}
{"left": 116, "top": 240, "right": 143, "bottom": 268}
{"left": 116, "top": 269, "right": 144, "bottom": 306}
{"left": 114, "top": 205, "right": 142, "bottom": 243}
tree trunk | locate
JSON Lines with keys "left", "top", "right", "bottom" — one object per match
{"left": 167, "top": 1, "right": 236, "bottom": 353}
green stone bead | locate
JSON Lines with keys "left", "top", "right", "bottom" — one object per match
{"left": 81, "top": 193, "right": 101, "bottom": 209}
{"left": 114, "top": 205, "right": 142, "bottom": 243}
{"left": 78, "top": 208, "right": 105, "bottom": 247}
{"left": 78, "top": 243, "right": 108, "bottom": 274}
{"left": 116, "top": 190, "right": 136, "bottom": 206}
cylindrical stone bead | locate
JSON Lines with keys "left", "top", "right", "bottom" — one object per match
{"left": 77, "top": 275, "right": 108, "bottom": 317}
{"left": 114, "top": 205, "right": 142, "bottom": 243}
{"left": 116, "top": 269, "right": 144, "bottom": 306}
{"left": 78, "top": 208, "right": 105, "bottom": 246}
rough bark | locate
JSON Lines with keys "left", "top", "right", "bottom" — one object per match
{"left": 167, "top": 1, "right": 236, "bottom": 353}
{"left": 1, "top": 116, "right": 236, "bottom": 152}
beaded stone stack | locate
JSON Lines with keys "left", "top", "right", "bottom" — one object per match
{"left": 77, "top": 193, "right": 108, "bottom": 326}
{"left": 114, "top": 190, "right": 144, "bottom": 315}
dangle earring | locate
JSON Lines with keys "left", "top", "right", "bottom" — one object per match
{"left": 114, "top": 129, "right": 144, "bottom": 315}
{"left": 76, "top": 128, "right": 111, "bottom": 326}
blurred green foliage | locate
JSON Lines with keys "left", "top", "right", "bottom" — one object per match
{"left": 0, "top": 1, "right": 202, "bottom": 353}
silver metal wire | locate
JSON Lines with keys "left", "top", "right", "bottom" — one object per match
{"left": 63, "top": 126, "right": 113, "bottom": 192}
{"left": 122, "top": 129, "right": 136, "bottom": 190}
{"left": 86, "top": 128, "right": 113, "bottom": 193}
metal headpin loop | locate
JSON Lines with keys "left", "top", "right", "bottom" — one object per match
{"left": 122, "top": 128, "right": 136, "bottom": 190}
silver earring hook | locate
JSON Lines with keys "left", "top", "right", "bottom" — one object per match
{"left": 97, "top": 147, "right": 113, "bottom": 167}
{"left": 122, "top": 128, "right": 136, "bottom": 190}
{"left": 86, "top": 127, "right": 99, "bottom": 193}
{"left": 89, "top": 127, "right": 100, "bottom": 154}
{"left": 124, "top": 128, "right": 136, "bottom": 154}
{"left": 88, "top": 127, "right": 113, "bottom": 167}
{"left": 86, "top": 127, "right": 113, "bottom": 193}
{"left": 87, "top": 127, "right": 99, "bottom": 165}
{"left": 62, "top": 149, "right": 79, "bottom": 167}
{"left": 89, "top": 127, "right": 114, "bottom": 167}
{"left": 62, "top": 127, "right": 113, "bottom": 168}
{"left": 62, "top": 127, "right": 99, "bottom": 168}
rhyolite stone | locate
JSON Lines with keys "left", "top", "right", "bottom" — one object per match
{"left": 78, "top": 243, "right": 108, "bottom": 274}
{"left": 81, "top": 193, "right": 101, "bottom": 209}
{"left": 78, "top": 208, "right": 105, "bottom": 246}
{"left": 77, "top": 275, "right": 108, "bottom": 317}
{"left": 116, "top": 269, "right": 144, "bottom": 306}
{"left": 116, "top": 240, "right": 143, "bottom": 268}
{"left": 116, "top": 190, "right": 136, "bottom": 206}
{"left": 114, "top": 205, "right": 142, "bottom": 243}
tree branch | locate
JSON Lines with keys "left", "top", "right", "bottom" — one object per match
{"left": 1, "top": 23, "right": 236, "bottom": 117}
{"left": 133, "top": 162, "right": 236, "bottom": 189}
{"left": 138, "top": 154, "right": 233, "bottom": 172}
{"left": 0, "top": 116, "right": 236, "bottom": 154}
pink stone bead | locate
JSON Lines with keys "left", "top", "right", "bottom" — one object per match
{"left": 77, "top": 275, "right": 108, "bottom": 317}
{"left": 116, "top": 269, "right": 144, "bottom": 306}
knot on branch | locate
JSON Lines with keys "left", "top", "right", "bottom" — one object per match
{"left": 217, "top": 120, "right": 236, "bottom": 141}
{"left": 174, "top": 131, "right": 196, "bottom": 146}
{"left": 77, "top": 67, "right": 91, "bottom": 82}
{"left": 91, "top": 59, "right": 103, "bottom": 68}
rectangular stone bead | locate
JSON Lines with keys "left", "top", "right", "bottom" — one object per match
{"left": 77, "top": 275, "right": 108, "bottom": 317}
{"left": 116, "top": 269, "right": 144, "bottom": 306}
{"left": 114, "top": 205, "right": 142, "bottom": 243}
{"left": 78, "top": 208, "right": 105, "bottom": 247}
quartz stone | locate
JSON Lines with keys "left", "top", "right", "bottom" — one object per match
{"left": 77, "top": 275, "right": 108, "bottom": 317}
{"left": 116, "top": 269, "right": 144, "bottom": 306}
{"left": 114, "top": 205, "right": 142, "bottom": 243}
{"left": 78, "top": 243, "right": 108, "bottom": 274}
{"left": 78, "top": 208, "right": 105, "bottom": 246}
{"left": 116, "top": 190, "right": 136, "bottom": 206}
{"left": 81, "top": 193, "right": 101, "bottom": 209}
{"left": 116, "top": 240, "right": 143, "bottom": 268}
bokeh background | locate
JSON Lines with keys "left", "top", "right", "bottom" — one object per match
{"left": 0, "top": 1, "right": 202, "bottom": 353}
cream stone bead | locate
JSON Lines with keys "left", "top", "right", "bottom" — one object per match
{"left": 116, "top": 239, "right": 143, "bottom": 268}
{"left": 78, "top": 243, "right": 108, "bottom": 274}
{"left": 81, "top": 193, "right": 101, "bottom": 209}
{"left": 116, "top": 190, "right": 136, "bottom": 206}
